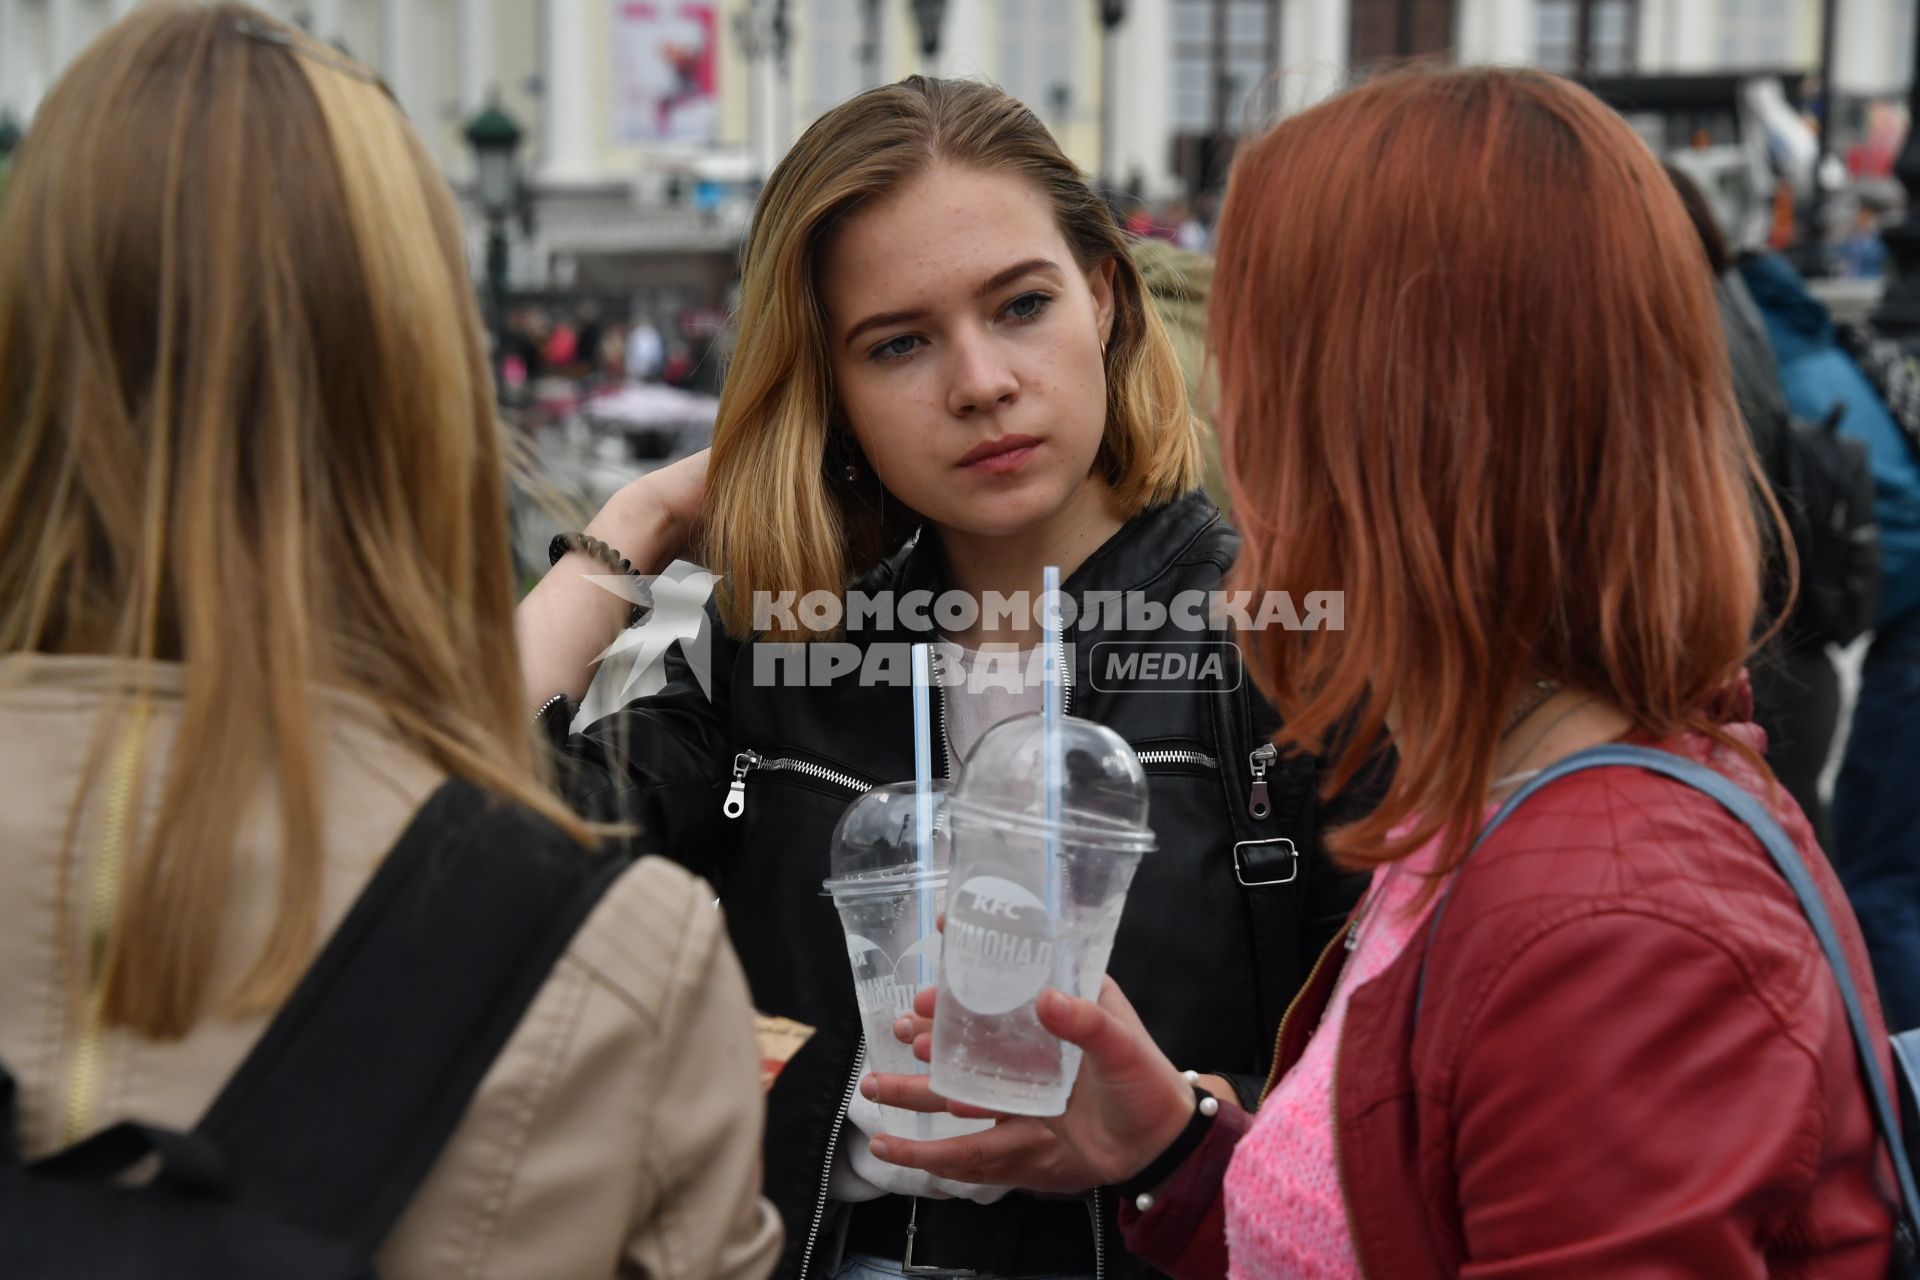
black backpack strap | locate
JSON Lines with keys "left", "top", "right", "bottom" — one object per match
{"left": 193, "top": 777, "right": 627, "bottom": 1254}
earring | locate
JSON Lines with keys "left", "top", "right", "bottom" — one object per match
{"left": 843, "top": 460, "right": 862, "bottom": 483}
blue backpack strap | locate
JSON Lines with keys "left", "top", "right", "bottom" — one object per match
{"left": 1413, "top": 742, "right": 1920, "bottom": 1240}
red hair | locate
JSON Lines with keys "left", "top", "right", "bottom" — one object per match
{"left": 1213, "top": 68, "right": 1768, "bottom": 874}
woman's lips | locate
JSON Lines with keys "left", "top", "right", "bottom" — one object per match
{"left": 959, "top": 436, "right": 1042, "bottom": 475}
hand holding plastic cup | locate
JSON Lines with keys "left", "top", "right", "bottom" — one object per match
{"left": 823, "top": 780, "right": 992, "bottom": 1141}
{"left": 930, "top": 712, "right": 1153, "bottom": 1116}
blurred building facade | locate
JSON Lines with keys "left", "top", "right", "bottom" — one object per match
{"left": 2, "top": 0, "right": 1915, "bottom": 300}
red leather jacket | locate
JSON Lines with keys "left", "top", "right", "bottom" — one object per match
{"left": 1124, "top": 727, "right": 1897, "bottom": 1277}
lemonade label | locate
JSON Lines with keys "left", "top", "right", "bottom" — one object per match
{"left": 846, "top": 933, "right": 941, "bottom": 1019}
{"left": 944, "top": 875, "right": 1056, "bottom": 1015}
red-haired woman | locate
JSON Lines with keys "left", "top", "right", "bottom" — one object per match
{"left": 864, "top": 68, "right": 1901, "bottom": 1276}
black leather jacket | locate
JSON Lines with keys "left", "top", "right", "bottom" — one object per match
{"left": 545, "top": 491, "right": 1366, "bottom": 1279}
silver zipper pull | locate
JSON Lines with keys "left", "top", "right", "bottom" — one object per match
{"left": 723, "top": 750, "right": 758, "bottom": 819}
{"left": 1247, "top": 743, "right": 1277, "bottom": 820}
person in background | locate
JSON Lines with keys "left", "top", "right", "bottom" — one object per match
{"left": 868, "top": 67, "right": 1896, "bottom": 1278}
{"left": 627, "top": 315, "right": 666, "bottom": 382}
{"left": 1741, "top": 250, "right": 1920, "bottom": 1031}
{"left": 1837, "top": 202, "right": 1890, "bottom": 280}
{"left": 0, "top": 8, "right": 779, "bottom": 1278}
{"left": 1667, "top": 164, "right": 1843, "bottom": 850}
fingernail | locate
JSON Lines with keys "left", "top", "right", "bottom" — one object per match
{"left": 860, "top": 1073, "right": 878, "bottom": 1100}
{"left": 894, "top": 1016, "right": 914, "bottom": 1041}
{"left": 870, "top": 1137, "right": 891, "bottom": 1160}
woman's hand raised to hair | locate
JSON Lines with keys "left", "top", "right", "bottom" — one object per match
{"left": 517, "top": 448, "right": 710, "bottom": 708}
{"left": 588, "top": 447, "right": 709, "bottom": 563}
{"left": 860, "top": 979, "right": 1197, "bottom": 1195}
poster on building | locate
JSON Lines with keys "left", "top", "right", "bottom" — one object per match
{"left": 614, "top": 2, "right": 718, "bottom": 145}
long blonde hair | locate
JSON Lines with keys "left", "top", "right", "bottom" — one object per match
{"left": 705, "top": 76, "right": 1202, "bottom": 640}
{"left": 0, "top": 4, "right": 589, "bottom": 1039}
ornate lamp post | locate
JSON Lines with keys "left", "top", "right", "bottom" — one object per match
{"left": 909, "top": 0, "right": 947, "bottom": 70}
{"left": 464, "top": 102, "right": 525, "bottom": 393}
{"left": 0, "top": 113, "right": 22, "bottom": 197}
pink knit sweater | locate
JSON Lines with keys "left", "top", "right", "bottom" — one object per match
{"left": 1222, "top": 823, "right": 1456, "bottom": 1278}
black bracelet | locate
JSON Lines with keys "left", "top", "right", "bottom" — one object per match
{"left": 1112, "top": 1084, "right": 1220, "bottom": 1209}
{"left": 548, "top": 532, "right": 653, "bottom": 628}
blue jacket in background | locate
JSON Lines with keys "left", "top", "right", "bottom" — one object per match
{"left": 1740, "top": 253, "right": 1920, "bottom": 628}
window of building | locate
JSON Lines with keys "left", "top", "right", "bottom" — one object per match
{"left": 1171, "top": 0, "right": 1275, "bottom": 133}
{"left": 1534, "top": 0, "right": 1637, "bottom": 75}
{"left": 1350, "top": 0, "right": 1457, "bottom": 68}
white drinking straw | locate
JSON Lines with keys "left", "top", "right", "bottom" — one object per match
{"left": 1042, "top": 566, "right": 1062, "bottom": 914}
{"left": 911, "top": 643, "right": 936, "bottom": 979}
{"left": 911, "top": 642, "right": 938, "bottom": 1139}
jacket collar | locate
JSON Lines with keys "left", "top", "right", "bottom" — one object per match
{"left": 872, "top": 489, "right": 1226, "bottom": 600}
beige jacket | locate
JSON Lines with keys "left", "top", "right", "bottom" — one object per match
{"left": 0, "top": 655, "right": 781, "bottom": 1280}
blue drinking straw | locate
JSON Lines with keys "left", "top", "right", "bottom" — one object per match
{"left": 1042, "top": 566, "right": 1062, "bottom": 915}
{"left": 911, "top": 643, "right": 936, "bottom": 987}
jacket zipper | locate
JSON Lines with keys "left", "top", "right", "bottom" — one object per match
{"left": 1259, "top": 920, "right": 1351, "bottom": 1103}
{"left": 1136, "top": 748, "right": 1218, "bottom": 769}
{"left": 722, "top": 749, "right": 869, "bottom": 819}
{"left": 65, "top": 710, "right": 148, "bottom": 1144}
{"left": 1088, "top": 1185, "right": 1108, "bottom": 1280}
{"left": 1055, "top": 627, "right": 1074, "bottom": 717}
{"left": 929, "top": 648, "right": 954, "bottom": 780}
{"left": 1246, "top": 742, "right": 1277, "bottom": 820}
{"left": 798, "top": 1044, "right": 866, "bottom": 1280}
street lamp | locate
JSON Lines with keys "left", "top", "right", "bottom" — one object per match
{"left": 909, "top": 0, "right": 946, "bottom": 68}
{"left": 1872, "top": 11, "right": 1920, "bottom": 342}
{"left": 464, "top": 101, "right": 524, "bottom": 393}
{"left": 0, "top": 113, "right": 22, "bottom": 194}
{"left": 1097, "top": 0, "right": 1127, "bottom": 185}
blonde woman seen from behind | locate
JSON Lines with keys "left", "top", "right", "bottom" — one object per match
{"left": 0, "top": 8, "right": 778, "bottom": 1278}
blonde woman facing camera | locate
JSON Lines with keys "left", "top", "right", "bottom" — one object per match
{"left": 0, "top": 8, "right": 777, "bottom": 1278}
{"left": 520, "top": 78, "right": 1368, "bottom": 1280}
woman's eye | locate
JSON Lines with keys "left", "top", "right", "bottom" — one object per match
{"left": 872, "top": 335, "right": 922, "bottom": 362}
{"left": 1004, "top": 292, "right": 1052, "bottom": 321}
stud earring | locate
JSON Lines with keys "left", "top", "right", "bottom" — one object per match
{"left": 843, "top": 461, "right": 862, "bottom": 483}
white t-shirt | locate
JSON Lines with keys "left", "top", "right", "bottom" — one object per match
{"left": 932, "top": 640, "right": 1043, "bottom": 767}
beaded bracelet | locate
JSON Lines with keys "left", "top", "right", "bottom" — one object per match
{"left": 1112, "top": 1082, "right": 1221, "bottom": 1212}
{"left": 548, "top": 532, "right": 654, "bottom": 628}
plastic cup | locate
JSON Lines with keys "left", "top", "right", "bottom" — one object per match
{"left": 929, "top": 714, "right": 1153, "bottom": 1116}
{"left": 824, "top": 782, "right": 992, "bottom": 1141}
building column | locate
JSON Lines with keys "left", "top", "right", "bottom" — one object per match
{"left": 934, "top": 0, "right": 994, "bottom": 78}
{"left": 306, "top": 0, "right": 345, "bottom": 46}
{"left": 0, "top": 0, "right": 21, "bottom": 119}
{"left": 111, "top": 0, "right": 138, "bottom": 20}
{"left": 379, "top": 0, "right": 419, "bottom": 123}
{"left": 1280, "top": 0, "right": 1350, "bottom": 112}
{"left": 460, "top": 0, "right": 494, "bottom": 110}
{"left": 50, "top": 0, "right": 81, "bottom": 72}
{"left": 1637, "top": 0, "right": 1716, "bottom": 73}
{"left": 1455, "top": 0, "right": 1533, "bottom": 63}
{"left": 1113, "top": 0, "right": 1177, "bottom": 200}
{"left": 542, "top": 0, "right": 598, "bottom": 181}
{"left": 1834, "top": 0, "right": 1901, "bottom": 95}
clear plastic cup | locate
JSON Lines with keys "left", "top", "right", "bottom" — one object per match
{"left": 929, "top": 713, "right": 1153, "bottom": 1116}
{"left": 824, "top": 781, "right": 991, "bottom": 1140}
